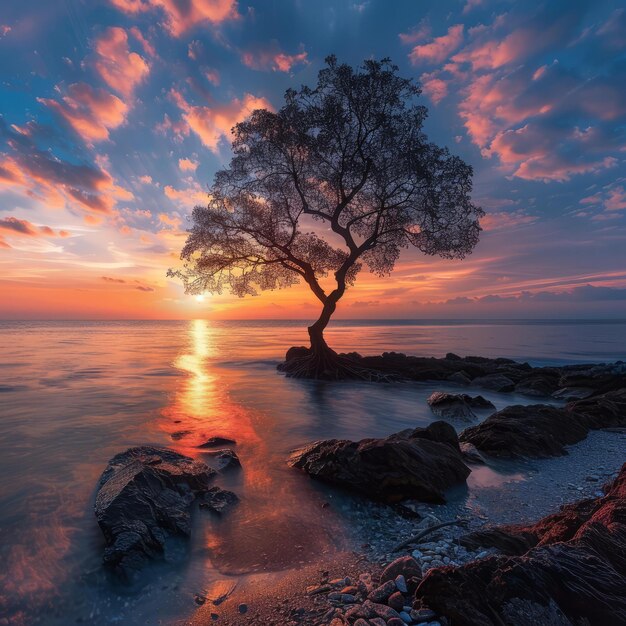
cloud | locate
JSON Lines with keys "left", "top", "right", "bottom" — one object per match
{"left": 0, "top": 217, "right": 70, "bottom": 248}
{"left": 158, "top": 212, "right": 182, "bottom": 229}
{"left": 109, "top": 0, "right": 239, "bottom": 37}
{"left": 171, "top": 89, "right": 272, "bottom": 153}
{"left": 241, "top": 43, "right": 308, "bottom": 72}
{"left": 0, "top": 217, "right": 68, "bottom": 236}
{"left": 0, "top": 120, "right": 133, "bottom": 215}
{"left": 431, "top": 5, "right": 626, "bottom": 182}
{"left": 178, "top": 157, "right": 198, "bottom": 171}
{"left": 94, "top": 27, "right": 150, "bottom": 98}
{"left": 164, "top": 182, "right": 207, "bottom": 206}
{"left": 39, "top": 83, "right": 127, "bottom": 144}
{"left": 408, "top": 25, "right": 464, "bottom": 65}
{"left": 129, "top": 26, "right": 156, "bottom": 57}
{"left": 399, "top": 19, "right": 431, "bottom": 45}
{"left": 480, "top": 210, "right": 538, "bottom": 231}
{"left": 136, "top": 284, "right": 155, "bottom": 291}
{"left": 101, "top": 276, "right": 126, "bottom": 283}
{"left": 420, "top": 71, "right": 448, "bottom": 104}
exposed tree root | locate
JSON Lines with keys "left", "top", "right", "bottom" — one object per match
{"left": 278, "top": 347, "right": 395, "bottom": 382}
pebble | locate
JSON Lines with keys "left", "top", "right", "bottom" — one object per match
{"left": 394, "top": 574, "right": 408, "bottom": 593}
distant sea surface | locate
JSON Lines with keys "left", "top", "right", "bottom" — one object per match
{"left": 1, "top": 319, "right": 625, "bottom": 625}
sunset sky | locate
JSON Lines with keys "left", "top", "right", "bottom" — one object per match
{"left": 1, "top": 0, "right": 625, "bottom": 320}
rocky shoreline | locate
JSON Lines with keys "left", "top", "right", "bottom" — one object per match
{"left": 92, "top": 352, "right": 626, "bottom": 625}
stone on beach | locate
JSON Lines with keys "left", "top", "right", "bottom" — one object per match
{"left": 288, "top": 421, "right": 470, "bottom": 504}
{"left": 94, "top": 446, "right": 214, "bottom": 579}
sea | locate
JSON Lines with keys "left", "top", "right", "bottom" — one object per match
{"left": 1, "top": 319, "right": 625, "bottom": 624}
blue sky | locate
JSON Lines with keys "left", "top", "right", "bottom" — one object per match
{"left": 0, "top": 0, "right": 625, "bottom": 319}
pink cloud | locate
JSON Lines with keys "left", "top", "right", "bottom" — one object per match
{"left": 94, "top": 27, "right": 150, "bottom": 98}
{"left": 129, "top": 26, "right": 156, "bottom": 58}
{"left": 420, "top": 72, "right": 448, "bottom": 104}
{"left": 241, "top": 45, "right": 308, "bottom": 73}
{"left": 39, "top": 83, "right": 127, "bottom": 144}
{"left": 0, "top": 216, "right": 71, "bottom": 248}
{"left": 164, "top": 183, "right": 207, "bottom": 206}
{"left": 158, "top": 212, "right": 182, "bottom": 228}
{"left": 480, "top": 210, "right": 537, "bottom": 231}
{"left": 0, "top": 125, "right": 134, "bottom": 216}
{"left": 605, "top": 186, "right": 626, "bottom": 211}
{"left": 172, "top": 90, "right": 273, "bottom": 152}
{"left": 409, "top": 25, "right": 464, "bottom": 65}
{"left": 463, "top": 0, "right": 484, "bottom": 14}
{"left": 399, "top": 20, "right": 431, "bottom": 45}
{"left": 109, "top": 0, "right": 239, "bottom": 37}
{"left": 178, "top": 158, "right": 198, "bottom": 171}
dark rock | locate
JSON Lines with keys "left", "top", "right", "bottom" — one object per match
{"left": 197, "top": 436, "right": 237, "bottom": 448}
{"left": 367, "top": 579, "right": 397, "bottom": 603}
{"left": 170, "top": 430, "right": 192, "bottom": 440}
{"left": 380, "top": 556, "right": 422, "bottom": 588}
{"left": 387, "top": 591, "right": 406, "bottom": 612}
{"left": 447, "top": 371, "right": 472, "bottom": 385}
{"left": 428, "top": 392, "right": 495, "bottom": 421}
{"left": 414, "top": 464, "right": 626, "bottom": 626}
{"left": 288, "top": 422, "right": 470, "bottom": 503}
{"left": 199, "top": 486, "right": 239, "bottom": 514}
{"left": 364, "top": 600, "right": 402, "bottom": 620}
{"left": 459, "top": 441, "right": 485, "bottom": 464}
{"left": 201, "top": 448, "right": 241, "bottom": 471}
{"left": 566, "top": 388, "right": 626, "bottom": 429}
{"left": 459, "top": 404, "right": 588, "bottom": 458}
{"left": 445, "top": 352, "right": 462, "bottom": 360}
{"left": 551, "top": 387, "right": 594, "bottom": 400}
{"left": 285, "top": 346, "right": 311, "bottom": 361}
{"left": 471, "top": 373, "right": 515, "bottom": 392}
{"left": 95, "top": 446, "right": 214, "bottom": 579}
{"left": 427, "top": 392, "right": 476, "bottom": 421}
{"left": 514, "top": 376, "right": 560, "bottom": 397}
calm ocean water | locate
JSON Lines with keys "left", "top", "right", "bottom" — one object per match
{"left": 1, "top": 319, "right": 625, "bottom": 624}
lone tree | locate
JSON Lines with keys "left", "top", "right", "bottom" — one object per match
{"left": 169, "top": 57, "right": 483, "bottom": 379}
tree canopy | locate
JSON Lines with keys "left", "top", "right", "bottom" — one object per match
{"left": 170, "top": 56, "right": 484, "bottom": 378}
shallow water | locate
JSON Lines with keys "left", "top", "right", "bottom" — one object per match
{"left": 0, "top": 319, "right": 625, "bottom": 624}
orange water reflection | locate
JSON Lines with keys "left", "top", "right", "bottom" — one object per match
{"left": 160, "top": 320, "right": 344, "bottom": 577}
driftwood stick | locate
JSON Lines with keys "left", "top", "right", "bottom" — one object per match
{"left": 392, "top": 518, "right": 469, "bottom": 553}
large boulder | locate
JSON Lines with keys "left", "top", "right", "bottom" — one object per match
{"left": 95, "top": 446, "right": 214, "bottom": 579}
{"left": 413, "top": 465, "right": 626, "bottom": 626}
{"left": 566, "top": 388, "right": 626, "bottom": 429}
{"left": 288, "top": 422, "right": 470, "bottom": 504}
{"left": 459, "top": 404, "right": 588, "bottom": 458}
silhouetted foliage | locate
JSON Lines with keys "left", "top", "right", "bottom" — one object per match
{"left": 169, "top": 56, "right": 484, "bottom": 378}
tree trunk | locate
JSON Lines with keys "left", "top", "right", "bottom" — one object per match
{"left": 279, "top": 293, "right": 366, "bottom": 380}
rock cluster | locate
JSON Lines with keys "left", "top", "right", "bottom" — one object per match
{"left": 460, "top": 388, "right": 626, "bottom": 458}
{"left": 95, "top": 445, "right": 240, "bottom": 580}
{"left": 413, "top": 464, "right": 626, "bottom": 625}
{"left": 288, "top": 422, "right": 470, "bottom": 504}
{"left": 333, "top": 351, "right": 626, "bottom": 398}
{"left": 95, "top": 446, "right": 214, "bottom": 580}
